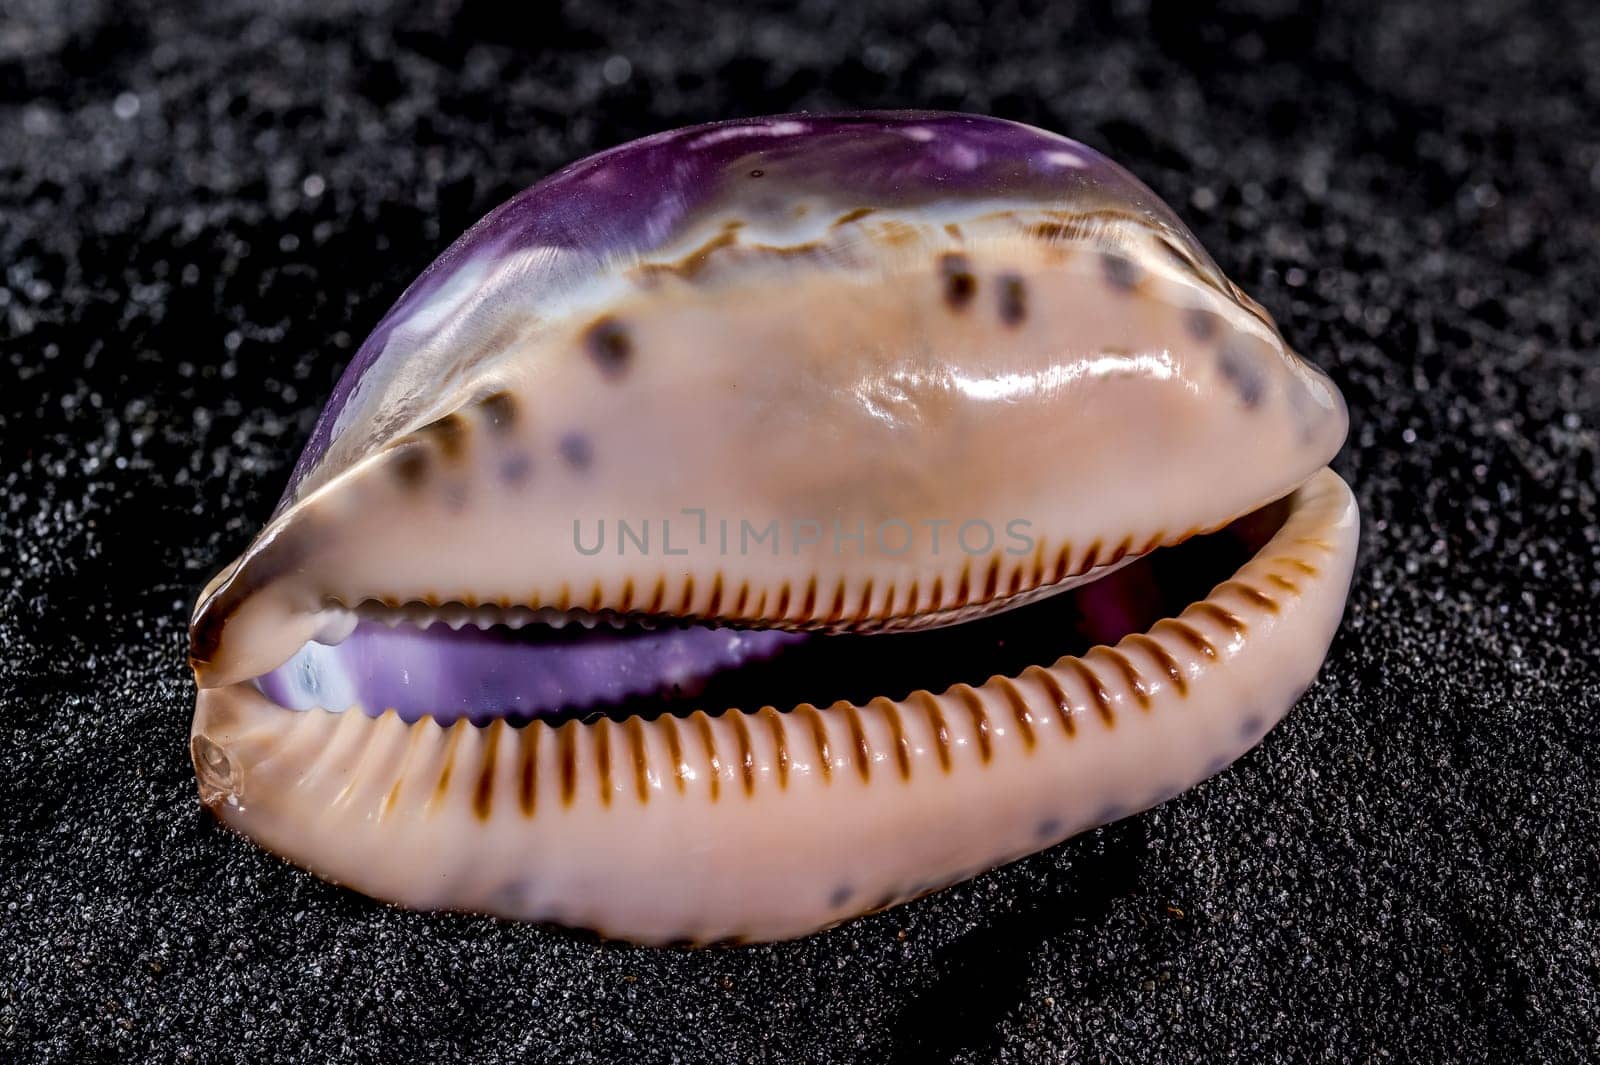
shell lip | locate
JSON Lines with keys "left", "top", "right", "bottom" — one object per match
{"left": 204, "top": 474, "right": 1330, "bottom": 729}
{"left": 186, "top": 493, "right": 1211, "bottom": 689}
{"left": 187, "top": 467, "right": 1359, "bottom": 944}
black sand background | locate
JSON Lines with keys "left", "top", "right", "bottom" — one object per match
{"left": 2, "top": 1, "right": 1597, "bottom": 1060}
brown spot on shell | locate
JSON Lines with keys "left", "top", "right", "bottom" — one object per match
{"left": 939, "top": 252, "right": 977, "bottom": 310}
{"left": 1101, "top": 251, "right": 1143, "bottom": 292}
{"left": 418, "top": 413, "right": 467, "bottom": 460}
{"left": 1183, "top": 307, "right": 1221, "bottom": 342}
{"left": 392, "top": 447, "right": 428, "bottom": 490}
{"left": 584, "top": 316, "right": 632, "bottom": 379}
{"left": 477, "top": 389, "right": 518, "bottom": 432}
{"left": 1217, "top": 338, "right": 1267, "bottom": 408}
{"left": 997, "top": 273, "right": 1027, "bottom": 326}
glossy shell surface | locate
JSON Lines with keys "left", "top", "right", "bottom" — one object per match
{"left": 189, "top": 112, "right": 1357, "bottom": 944}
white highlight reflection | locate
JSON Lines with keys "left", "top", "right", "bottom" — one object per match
{"left": 947, "top": 350, "right": 1177, "bottom": 401}
{"left": 689, "top": 121, "right": 808, "bottom": 149}
{"left": 850, "top": 350, "right": 1179, "bottom": 424}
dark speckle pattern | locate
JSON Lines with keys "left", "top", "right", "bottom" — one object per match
{"left": 499, "top": 453, "right": 533, "bottom": 484}
{"left": 939, "top": 252, "right": 977, "bottom": 310}
{"left": 419, "top": 413, "right": 466, "bottom": 459}
{"left": 478, "top": 391, "right": 518, "bottom": 433}
{"left": 2, "top": 2, "right": 1597, "bottom": 1062}
{"left": 996, "top": 273, "right": 1027, "bottom": 326}
{"left": 1183, "top": 307, "right": 1221, "bottom": 342}
{"left": 1094, "top": 803, "right": 1131, "bottom": 827}
{"left": 584, "top": 317, "right": 633, "bottom": 380}
{"left": 1100, "top": 251, "right": 1143, "bottom": 292}
{"left": 558, "top": 432, "right": 594, "bottom": 470}
{"left": 392, "top": 448, "right": 429, "bottom": 489}
{"left": 1217, "top": 338, "right": 1268, "bottom": 408}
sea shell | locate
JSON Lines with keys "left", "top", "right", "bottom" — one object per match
{"left": 188, "top": 111, "right": 1357, "bottom": 944}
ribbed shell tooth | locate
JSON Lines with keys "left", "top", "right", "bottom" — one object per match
{"left": 311, "top": 610, "right": 359, "bottom": 646}
{"left": 350, "top": 601, "right": 688, "bottom": 633}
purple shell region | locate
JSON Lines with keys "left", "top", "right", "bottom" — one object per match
{"left": 281, "top": 111, "right": 1201, "bottom": 508}
{"left": 256, "top": 620, "right": 803, "bottom": 724}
